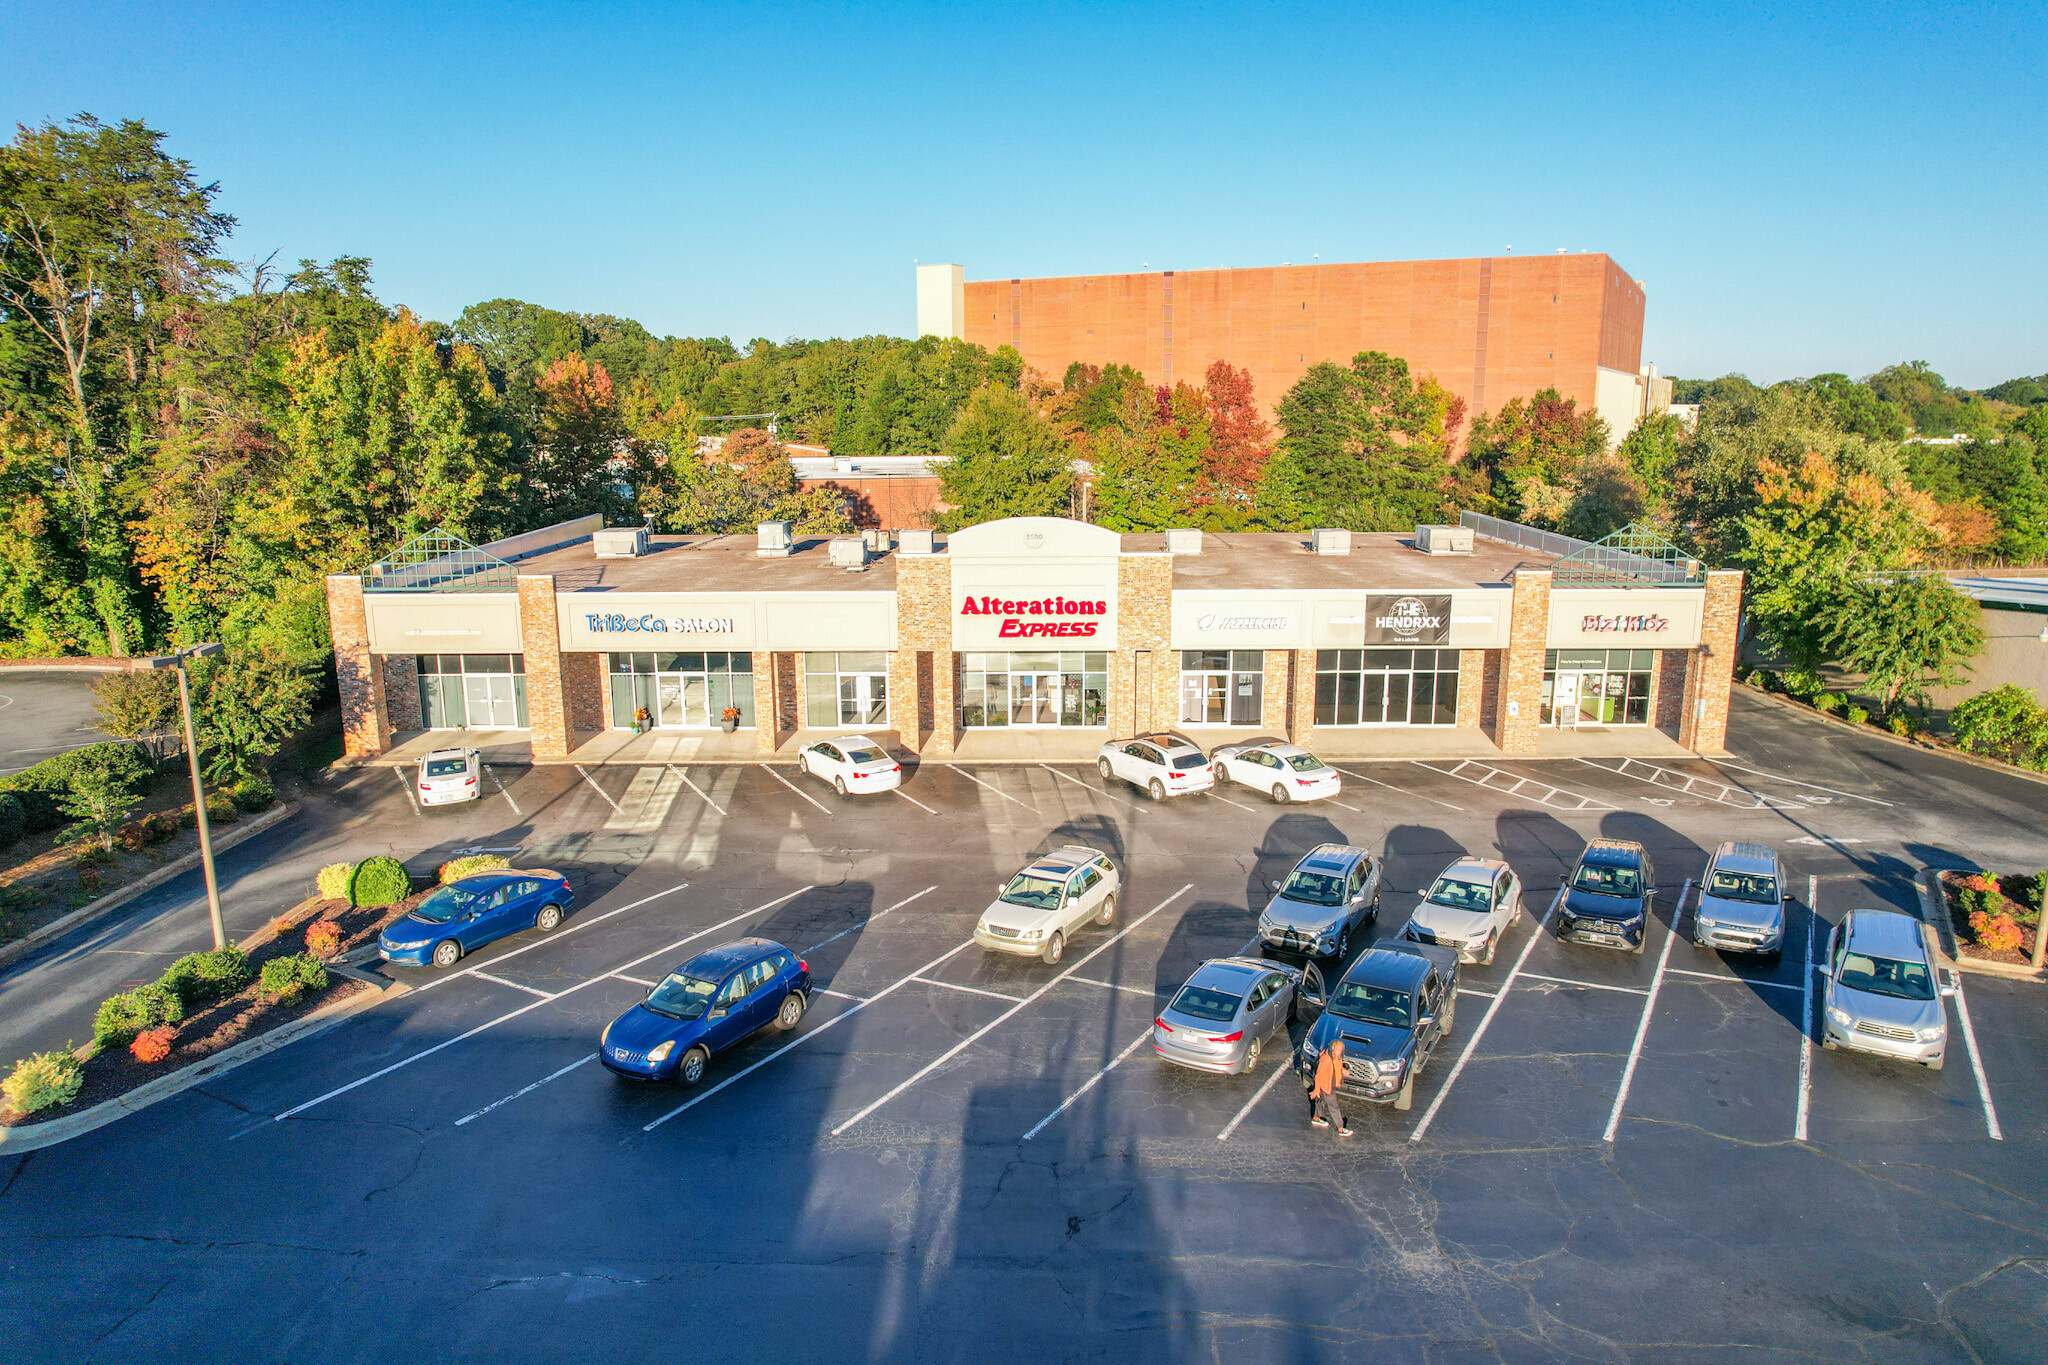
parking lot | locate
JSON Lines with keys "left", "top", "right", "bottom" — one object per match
{"left": 6, "top": 696, "right": 2047, "bottom": 1361}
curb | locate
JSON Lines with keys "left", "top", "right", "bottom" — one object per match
{"left": 0, "top": 976, "right": 404, "bottom": 1153}
{"left": 1739, "top": 683, "right": 2048, "bottom": 788}
{"left": 0, "top": 802, "right": 301, "bottom": 972}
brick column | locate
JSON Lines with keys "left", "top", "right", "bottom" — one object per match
{"left": 1261, "top": 650, "right": 1292, "bottom": 733}
{"left": 1454, "top": 649, "right": 1485, "bottom": 730}
{"left": 1479, "top": 650, "right": 1503, "bottom": 734}
{"left": 752, "top": 662, "right": 778, "bottom": 754}
{"left": 928, "top": 654, "right": 957, "bottom": 758}
{"left": 327, "top": 575, "right": 391, "bottom": 758}
{"left": 886, "top": 649, "right": 917, "bottom": 749}
{"left": 1289, "top": 649, "right": 1318, "bottom": 749}
{"left": 1652, "top": 650, "right": 1687, "bottom": 732}
{"left": 1499, "top": 569, "right": 1552, "bottom": 755}
{"left": 1114, "top": 554, "right": 1173, "bottom": 734}
{"left": 562, "top": 654, "right": 603, "bottom": 735}
{"left": 894, "top": 554, "right": 952, "bottom": 753}
{"left": 381, "top": 653, "right": 422, "bottom": 732}
{"left": 1679, "top": 570, "right": 1744, "bottom": 753}
{"left": 517, "top": 575, "right": 571, "bottom": 761}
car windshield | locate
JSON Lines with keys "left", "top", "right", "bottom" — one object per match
{"left": 1000, "top": 874, "right": 1065, "bottom": 910}
{"left": 1280, "top": 868, "right": 1346, "bottom": 907}
{"left": 1328, "top": 981, "right": 1412, "bottom": 1028}
{"left": 1170, "top": 753, "right": 1207, "bottom": 770}
{"left": 1426, "top": 877, "right": 1492, "bottom": 912}
{"left": 1572, "top": 862, "right": 1641, "bottom": 898}
{"left": 645, "top": 972, "right": 719, "bottom": 1020}
{"left": 1708, "top": 870, "right": 1777, "bottom": 904}
{"left": 1837, "top": 951, "right": 1936, "bottom": 1001}
{"left": 1285, "top": 753, "right": 1327, "bottom": 773}
{"left": 1169, "top": 985, "right": 1242, "bottom": 1022}
{"left": 424, "top": 757, "right": 466, "bottom": 777}
{"left": 844, "top": 748, "right": 883, "bottom": 764}
{"left": 409, "top": 885, "right": 481, "bottom": 924}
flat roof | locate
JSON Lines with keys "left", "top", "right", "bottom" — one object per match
{"left": 514, "top": 534, "right": 898, "bottom": 593}
{"left": 1141, "top": 532, "right": 1558, "bottom": 591}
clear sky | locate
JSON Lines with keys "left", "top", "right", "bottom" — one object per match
{"left": 7, "top": 1, "right": 2043, "bottom": 387}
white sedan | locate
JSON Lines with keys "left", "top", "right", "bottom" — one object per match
{"left": 796, "top": 736, "right": 902, "bottom": 795}
{"left": 415, "top": 747, "right": 481, "bottom": 806}
{"left": 1210, "top": 738, "right": 1341, "bottom": 804}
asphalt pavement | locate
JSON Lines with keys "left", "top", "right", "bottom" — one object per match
{"left": 3, "top": 691, "right": 2045, "bottom": 1361}
{"left": 0, "top": 669, "right": 111, "bottom": 776}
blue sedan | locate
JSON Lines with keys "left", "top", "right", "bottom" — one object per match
{"left": 602, "top": 938, "right": 810, "bottom": 1085}
{"left": 377, "top": 869, "right": 574, "bottom": 968}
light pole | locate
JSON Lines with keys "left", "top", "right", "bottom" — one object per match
{"left": 134, "top": 643, "right": 226, "bottom": 950}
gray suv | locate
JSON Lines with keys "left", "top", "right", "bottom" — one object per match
{"left": 1821, "top": 908, "right": 1952, "bottom": 1069}
{"left": 1259, "top": 843, "right": 1382, "bottom": 959}
{"left": 1693, "top": 841, "right": 1789, "bottom": 955}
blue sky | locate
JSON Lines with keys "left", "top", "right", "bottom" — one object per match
{"left": 8, "top": 1, "right": 2043, "bottom": 386}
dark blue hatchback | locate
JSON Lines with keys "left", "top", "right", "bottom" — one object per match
{"left": 601, "top": 937, "right": 811, "bottom": 1085}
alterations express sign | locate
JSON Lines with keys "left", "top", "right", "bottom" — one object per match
{"left": 1363, "top": 594, "right": 1451, "bottom": 647}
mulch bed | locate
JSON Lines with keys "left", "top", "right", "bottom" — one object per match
{"left": 1939, "top": 870, "right": 2043, "bottom": 966}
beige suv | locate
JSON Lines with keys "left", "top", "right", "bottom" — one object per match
{"left": 975, "top": 846, "right": 1121, "bottom": 965}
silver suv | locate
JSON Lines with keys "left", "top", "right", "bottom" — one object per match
{"left": 1259, "top": 843, "right": 1381, "bottom": 959}
{"left": 1821, "top": 908, "right": 1952, "bottom": 1069}
{"left": 975, "top": 846, "right": 1121, "bottom": 966}
{"left": 1693, "top": 841, "right": 1788, "bottom": 955}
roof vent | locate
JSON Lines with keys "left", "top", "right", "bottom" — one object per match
{"left": 593, "top": 526, "right": 648, "bottom": 559}
{"left": 834, "top": 457, "right": 855, "bottom": 475}
{"left": 897, "top": 527, "right": 936, "bottom": 555}
{"left": 1414, "top": 524, "right": 1473, "bottom": 556}
{"left": 756, "top": 520, "right": 793, "bottom": 558}
{"left": 1310, "top": 528, "right": 1351, "bottom": 556}
{"left": 863, "top": 527, "right": 892, "bottom": 554}
{"left": 829, "top": 536, "right": 870, "bottom": 571}
{"left": 1165, "top": 528, "right": 1202, "bottom": 555}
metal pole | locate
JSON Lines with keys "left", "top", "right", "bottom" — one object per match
{"left": 176, "top": 661, "right": 226, "bottom": 951}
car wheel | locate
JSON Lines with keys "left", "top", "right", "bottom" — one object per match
{"left": 1481, "top": 933, "right": 1497, "bottom": 967}
{"left": 1371, "top": 889, "right": 1382, "bottom": 921}
{"left": 1098, "top": 757, "right": 1113, "bottom": 780}
{"left": 1242, "top": 1038, "right": 1261, "bottom": 1074}
{"left": 1394, "top": 1072, "right": 1415, "bottom": 1112}
{"left": 1633, "top": 933, "right": 1647, "bottom": 956}
{"left": 535, "top": 903, "right": 562, "bottom": 932}
{"left": 1149, "top": 779, "right": 1166, "bottom": 801}
{"left": 431, "top": 939, "right": 461, "bottom": 968}
{"left": 1443, "top": 999, "right": 1457, "bottom": 1032}
{"left": 678, "top": 1045, "right": 709, "bottom": 1086}
{"left": 1041, "top": 932, "right": 1064, "bottom": 966}
{"left": 834, "top": 776, "right": 848, "bottom": 796}
{"left": 1271, "top": 783, "right": 1290, "bottom": 804}
{"left": 1096, "top": 892, "right": 1117, "bottom": 926}
{"left": 799, "top": 754, "right": 810, "bottom": 777}
{"left": 1335, "top": 924, "right": 1350, "bottom": 960}
{"left": 775, "top": 991, "right": 806, "bottom": 1031}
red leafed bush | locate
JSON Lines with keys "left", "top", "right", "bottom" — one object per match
{"left": 1970, "top": 911, "right": 2025, "bottom": 955}
{"left": 304, "top": 918, "right": 342, "bottom": 958}
{"left": 130, "top": 1025, "right": 176, "bottom": 1064}
{"left": 1960, "top": 873, "right": 1999, "bottom": 895}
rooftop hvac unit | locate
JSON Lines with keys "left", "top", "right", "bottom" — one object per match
{"left": 756, "top": 520, "right": 793, "bottom": 558}
{"left": 1414, "top": 524, "right": 1473, "bottom": 555}
{"left": 863, "top": 527, "right": 892, "bottom": 554}
{"left": 829, "top": 537, "right": 869, "bottom": 570}
{"left": 897, "top": 527, "right": 936, "bottom": 555}
{"left": 593, "top": 527, "right": 648, "bottom": 559}
{"left": 1310, "top": 528, "right": 1351, "bottom": 556}
{"left": 1165, "top": 528, "right": 1203, "bottom": 555}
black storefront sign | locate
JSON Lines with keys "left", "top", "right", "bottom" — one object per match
{"left": 1364, "top": 594, "right": 1452, "bottom": 647}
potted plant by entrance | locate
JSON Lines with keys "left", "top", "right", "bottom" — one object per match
{"left": 720, "top": 706, "right": 740, "bottom": 734}
{"left": 633, "top": 706, "right": 651, "bottom": 735}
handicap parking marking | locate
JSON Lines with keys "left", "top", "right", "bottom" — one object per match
{"left": 762, "top": 764, "right": 834, "bottom": 815}
{"left": 1409, "top": 759, "right": 1616, "bottom": 813}
{"left": 1021, "top": 1026, "right": 1158, "bottom": 1140}
{"left": 1709, "top": 757, "right": 1895, "bottom": 808}
{"left": 1335, "top": 767, "right": 1465, "bottom": 813}
{"left": 412, "top": 879, "right": 692, "bottom": 995}
{"left": 948, "top": 764, "right": 1036, "bottom": 809}
{"left": 1602, "top": 880, "right": 1687, "bottom": 1142}
{"left": 666, "top": 765, "right": 728, "bottom": 816}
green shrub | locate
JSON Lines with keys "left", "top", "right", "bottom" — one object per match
{"left": 1950, "top": 684, "right": 2048, "bottom": 771}
{"left": 1813, "top": 692, "right": 1843, "bottom": 714}
{"left": 0, "top": 792, "right": 24, "bottom": 850}
{"left": 230, "top": 774, "right": 275, "bottom": 812}
{"left": 1757, "top": 670, "right": 1781, "bottom": 694}
{"left": 159, "top": 946, "right": 250, "bottom": 1006}
{"left": 2, "top": 1049, "right": 84, "bottom": 1115}
{"left": 1886, "top": 713, "right": 1915, "bottom": 736}
{"left": 1781, "top": 668, "right": 1826, "bottom": 701}
{"left": 205, "top": 791, "right": 239, "bottom": 824}
{"left": 436, "top": 853, "right": 509, "bottom": 885}
{"left": 0, "top": 742, "right": 148, "bottom": 837}
{"left": 92, "top": 982, "right": 184, "bottom": 1049}
{"left": 259, "top": 953, "right": 328, "bottom": 1003}
{"left": 1845, "top": 704, "right": 1870, "bottom": 726}
{"left": 349, "top": 856, "right": 411, "bottom": 908}
{"left": 316, "top": 861, "right": 357, "bottom": 901}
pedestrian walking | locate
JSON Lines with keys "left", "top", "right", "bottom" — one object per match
{"left": 1308, "top": 1037, "right": 1354, "bottom": 1137}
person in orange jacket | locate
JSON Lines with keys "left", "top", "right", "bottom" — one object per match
{"left": 1308, "top": 1037, "right": 1354, "bottom": 1137}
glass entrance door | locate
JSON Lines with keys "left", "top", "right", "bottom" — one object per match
{"left": 463, "top": 674, "right": 520, "bottom": 728}
{"left": 1550, "top": 672, "right": 1582, "bottom": 728}
{"left": 839, "top": 673, "right": 887, "bottom": 726}
{"left": 1181, "top": 671, "right": 1228, "bottom": 725}
{"left": 1009, "top": 673, "right": 1058, "bottom": 726}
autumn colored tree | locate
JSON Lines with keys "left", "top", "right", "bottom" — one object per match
{"left": 1089, "top": 383, "right": 1208, "bottom": 531}
{"left": 1200, "top": 360, "right": 1272, "bottom": 509}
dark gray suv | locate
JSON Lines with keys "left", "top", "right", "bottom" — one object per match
{"left": 1558, "top": 839, "right": 1654, "bottom": 953}
{"left": 1295, "top": 941, "right": 1459, "bottom": 1111}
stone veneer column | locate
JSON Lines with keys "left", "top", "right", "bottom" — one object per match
{"left": 1454, "top": 649, "right": 1485, "bottom": 730}
{"left": 517, "top": 575, "right": 571, "bottom": 761}
{"left": 327, "top": 575, "right": 391, "bottom": 758}
{"left": 1113, "top": 554, "right": 1173, "bottom": 735}
{"left": 752, "top": 662, "right": 779, "bottom": 754}
{"left": 1261, "top": 650, "right": 1292, "bottom": 734}
{"left": 381, "top": 652, "right": 422, "bottom": 732}
{"left": 1289, "top": 649, "right": 1318, "bottom": 749}
{"left": 1498, "top": 569, "right": 1553, "bottom": 755}
{"left": 894, "top": 553, "right": 953, "bottom": 754}
{"left": 1678, "top": 570, "right": 1744, "bottom": 754}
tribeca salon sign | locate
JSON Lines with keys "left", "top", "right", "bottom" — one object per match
{"left": 584, "top": 612, "right": 736, "bottom": 634}
{"left": 958, "top": 594, "right": 1108, "bottom": 639}
{"left": 1582, "top": 613, "right": 1669, "bottom": 634}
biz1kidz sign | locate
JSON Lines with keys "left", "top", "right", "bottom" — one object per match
{"left": 958, "top": 595, "right": 1109, "bottom": 639}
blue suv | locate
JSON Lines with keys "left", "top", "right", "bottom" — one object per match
{"left": 601, "top": 938, "right": 811, "bottom": 1086}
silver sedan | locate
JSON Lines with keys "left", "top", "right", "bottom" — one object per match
{"left": 1152, "top": 957, "right": 1316, "bottom": 1075}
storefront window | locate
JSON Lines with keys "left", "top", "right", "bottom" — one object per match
{"left": 805, "top": 652, "right": 888, "bottom": 728}
{"left": 1315, "top": 649, "right": 1460, "bottom": 726}
{"left": 1180, "top": 650, "right": 1263, "bottom": 726}
{"left": 962, "top": 652, "right": 1107, "bottom": 727}
{"left": 608, "top": 652, "right": 754, "bottom": 729}
{"left": 417, "top": 654, "right": 528, "bottom": 729}
{"left": 1541, "top": 649, "right": 1652, "bottom": 726}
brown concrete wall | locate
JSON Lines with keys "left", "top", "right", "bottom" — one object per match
{"left": 1499, "top": 570, "right": 1553, "bottom": 754}
{"left": 963, "top": 254, "right": 1643, "bottom": 426}
{"left": 1679, "top": 570, "right": 1743, "bottom": 753}
{"left": 327, "top": 575, "right": 390, "bottom": 758}
{"left": 517, "top": 576, "right": 570, "bottom": 760}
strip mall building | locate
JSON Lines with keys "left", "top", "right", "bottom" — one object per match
{"left": 327, "top": 515, "right": 1741, "bottom": 765}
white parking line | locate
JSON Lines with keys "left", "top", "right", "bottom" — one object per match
{"left": 1797, "top": 875, "right": 1817, "bottom": 1142}
{"left": 573, "top": 765, "right": 624, "bottom": 814}
{"left": 815, "top": 987, "right": 865, "bottom": 1001}
{"left": 1602, "top": 880, "right": 1685, "bottom": 1142}
{"left": 799, "top": 885, "right": 937, "bottom": 955}
{"left": 643, "top": 937, "right": 980, "bottom": 1131}
{"left": 1022, "top": 1028, "right": 1155, "bottom": 1141}
{"left": 414, "top": 880, "right": 691, "bottom": 994}
{"left": 913, "top": 976, "right": 1026, "bottom": 1004}
{"left": 1457, "top": 986, "right": 1498, "bottom": 999}
{"left": 1518, "top": 972, "right": 1649, "bottom": 996}
{"left": 1411, "top": 887, "right": 1560, "bottom": 1143}
{"left": 893, "top": 788, "right": 939, "bottom": 815}
{"left": 1664, "top": 966, "right": 1801, "bottom": 992}
{"left": 667, "top": 765, "right": 727, "bottom": 816}
{"left": 455, "top": 1053, "right": 596, "bottom": 1127}
{"left": 829, "top": 884, "right": 1194, "bottom": 1137}
{"left": 1709, "top": 759, "right": 1894, "bottom": 808}
{"left": 275, "top": 887, "right": 811, "bottom": 1121}
{"left": 948, "top": 764, "right": 1034, "bottom": 808}
{"left": 470, "top": 971, "right": 556, "bottom": 999}
{"left": 1947, "top": 968, "right": 2002, "bottom": 1141}
{"left": 764, "top": 765, "right": 834, "bottom": 815}
{"left": 1336, "top": 767, "right": 1465, "bottom": 812}
{"left": 1326, "top": 798, "right": 1365, "bottom": 813}
{"left": 1040, "top": 764, "right": 1146, "bottom": 812}
{"left": 1217, "top": 1051, "right": 1300, "bottom": 1142}
{"left": 1208, "top": 789, "right": 1259, "bottom": 813}
{"left": 611, "top": 973, "right": 657, "bottom": 988}
{"left": 394, "top": 768, "right": 423, "bottom": 816}
{"left": 485, "top": 764, "right": 521, "bottom": 815}
{"left": 1068, "top": 975, "right": 1156, "bottom": 999}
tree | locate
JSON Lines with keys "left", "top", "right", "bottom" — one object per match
{"left": 1264, "top": 352, "right": 1456, "bottom": 530}
{"left": 1088, "top": 384, "right": 1207, "bottom": 531}
{"left": 188, "top": 648, "right": 319, "bottom": 783}
{"left": 529, "top": 352, "right": 637, "bottom": 522}
{"left": 1461, "top": 387, "right": 1611, "bottom": 525}
{"left": 92, "top": 668, "right": 183, "bottom": 765}
{"left": 57, "top": 745, "right": 150, "bottom": 851}
{"left": 935, "top": 386, "right": 1074, "bottom": 528}
{"left": 1819, "top": 574, "right": 1984, "bottom": 716}
{"left": 1201, "top": 360, "right": 1273, "bottom": 510}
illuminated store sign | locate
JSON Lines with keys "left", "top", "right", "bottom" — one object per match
{"left": 958, "top": 595, "right": 1107, "bottom": 639}
{"left": 585, "top": 613, "right": 736, "bottom": 634}
{"left": 1581, "top": 614, "right": 1669, "bottom": 634}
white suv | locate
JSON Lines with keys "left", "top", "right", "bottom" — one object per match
{"left": 976, "top": 846, "right": 1121, "bottom": 965}
{"left": 1096, "top": 732, "right": 1214, "bottom": 800}
{"left": 415, "top": 748, "right": 480, "bottom": 806}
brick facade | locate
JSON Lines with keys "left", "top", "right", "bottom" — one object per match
{"left": 1652, "top": 649, "right": 1687, "bottom": 732}
{"left": 1679, "top": 570, "right": 1743, "bottom": 754}
{"left": 327, "top": 575, "right": 390, "bottom": 758}
{"left": 1109, "top": 555, "right": 1173, "bottom": 736}
{"left": 1454, "top": 649, "right": 1485, "bottom": 729}
{"left": 1498, "top": 570, "right": 1552, "bottom": 754}
{"left": 382, "top": 654, "right": 423, "bottom": 732}
{"left": 894, "top": 554, "right": 953, "bottom": 753}
{"left": 752, "top": 662, "right": 779, "bottom": 754}
{"left": 517, "top": 576, "right": 571, "bottom": 760}
{"left": 1289, "top": 649, "right": 1318, "bottom": 749}
{"left": 1478, "top": 649, "right": 1503, "bottom": 736}
{"left": 1261, "top": 649, "right": 1293, "bottom": 735}
{"left": 562, "top": 653, "right": 603, "bottom": 735}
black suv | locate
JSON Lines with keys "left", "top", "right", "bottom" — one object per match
{"left": 1558, "top": 839, "right": 1654, "bottom": 953}
{"left": 1294, "top": 942, "right": 1459, "bottom": 1112}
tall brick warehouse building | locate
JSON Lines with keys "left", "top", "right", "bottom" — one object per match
{"left": 916, "top": 256, "right": 1670, "bottom": 443}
